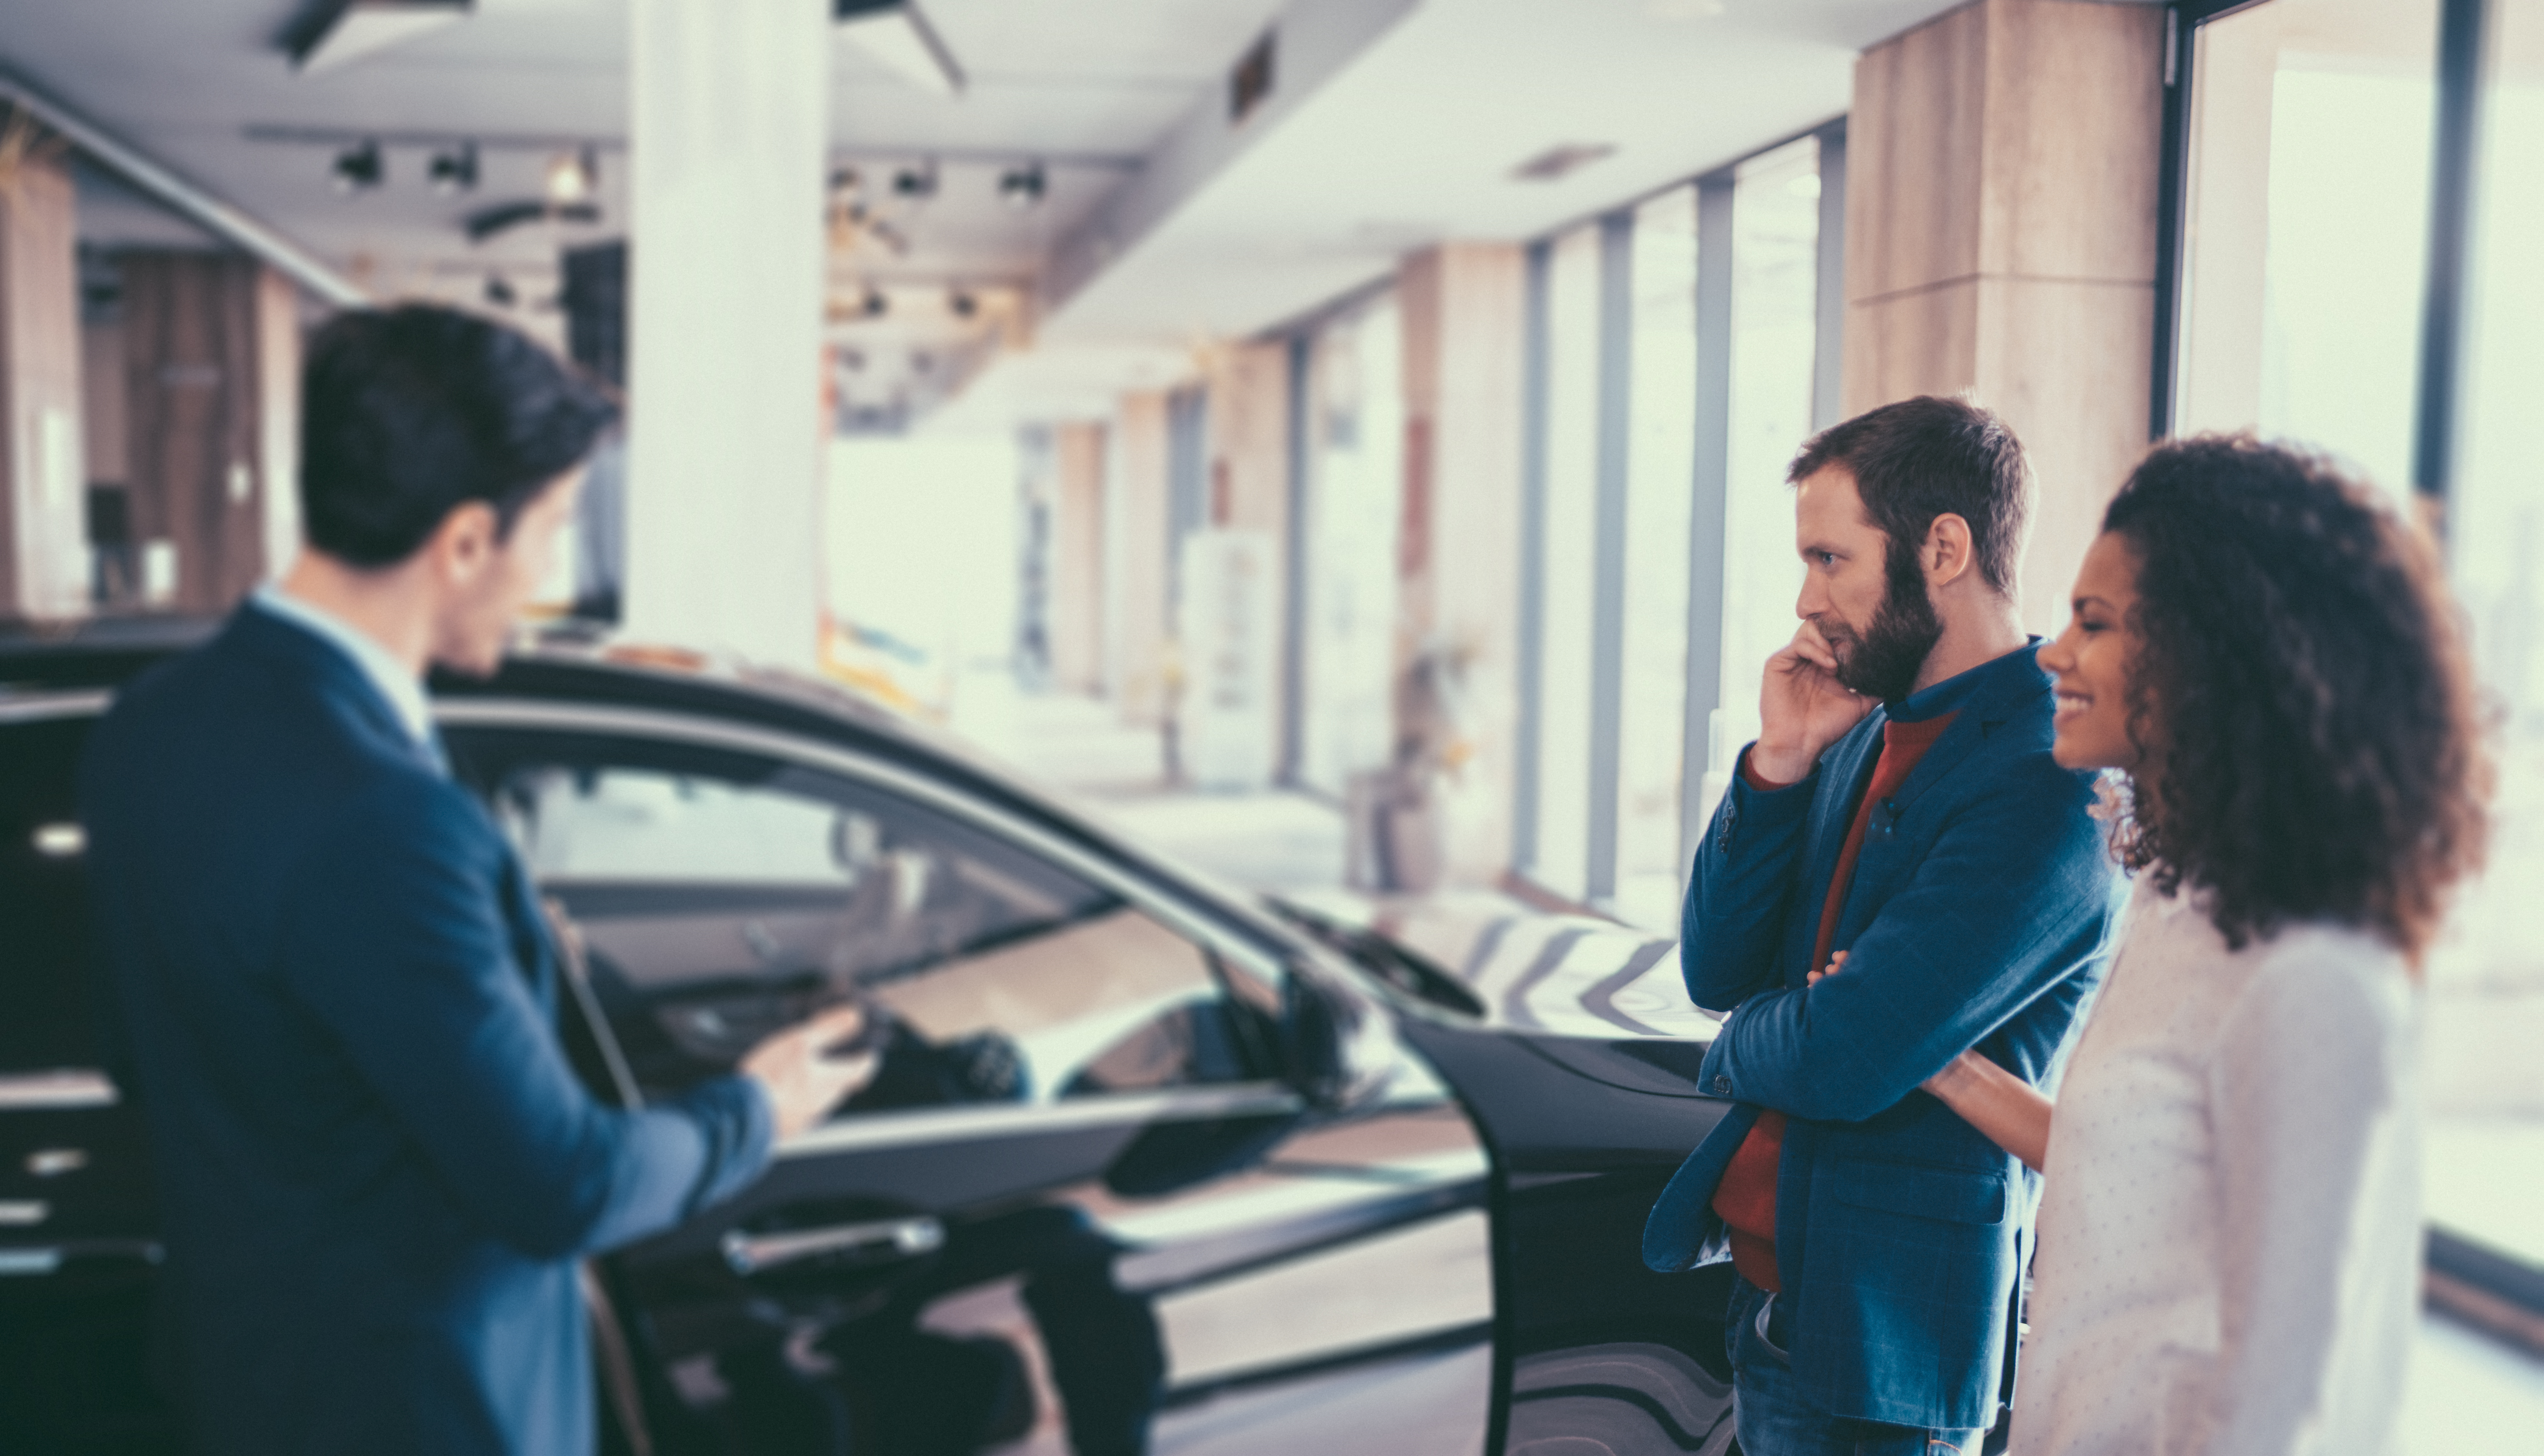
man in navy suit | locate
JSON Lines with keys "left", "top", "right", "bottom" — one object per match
{"left": 80, "top": 305, "right": 873, "bottom": 1454}
{"left": 1644, "top": 397, "right": 2117, "bottom": 1454}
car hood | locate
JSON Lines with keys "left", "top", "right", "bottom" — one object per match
{"left": 1274, "top": 888, "right": 1721, "bottom": 1043}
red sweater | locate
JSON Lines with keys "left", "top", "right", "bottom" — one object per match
{"left": 1710, "top": 712, "right": 1957, "bottom": 1291}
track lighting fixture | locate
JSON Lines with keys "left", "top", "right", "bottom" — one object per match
{"left": 331, "top": 139, "right": 383, "bottom": 193}
{"left": 947, "top": 287, "right": 978, "bottom": 319}
{"left": 861, "top": 286, "right": 888, "bottom": 318}
{"left": 996, "top": 162, "right": 1045, "bottom": 209}
{"left": 428, "top": 142, "right": 479, "bottom": 195}
{"left": 891, "top": 161, "right": 937, "bottom": 200}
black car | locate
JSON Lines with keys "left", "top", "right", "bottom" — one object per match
{"left": 0, "top": 622, "right": 1743, "bottom": 1456}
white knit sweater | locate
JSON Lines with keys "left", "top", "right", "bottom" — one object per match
{"left": 2012, "top": 878, "right": 2422, "bottom": 1455}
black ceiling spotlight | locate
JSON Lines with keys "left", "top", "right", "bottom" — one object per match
{"left": 947, "top": 287, "right": 977, "bottom": 319}
{"left": 996, "top": 161, "right": 1045, "bottom": 210}
{"left": 861, "top": 285, "right": 889, "bottom": 318}
{"left": 428, "top": 141, "right": 479, "bottom": 195}
{"left": 483, "top": 272, "right": 516, "bottom": 307}
{"left": 891, "top": 160, "right": 937, "bottom": 200}
{"left": 331, "top": 139, "right": 383, "bottom": 193}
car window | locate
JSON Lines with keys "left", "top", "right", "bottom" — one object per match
{"left": 449, "top": 727, "right": 1277, "bottom": 1111}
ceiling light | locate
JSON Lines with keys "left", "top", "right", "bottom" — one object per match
{"left": 331, "top": 139, "right": 383, "bottom": 193}
{"left": 835, "top": 0, "right": 966, "bottom": 97}
{"left": 287, "top": 0, "right": 470, "bottom": 75}
{"left": 428, "top": 142, "right": 479, "bottom": 195}
{"left": 996, "top": 162, "right": 1045, "bottom": 210}
{"left": 545, "top": 147, "right": 597, "bottom": 206}
{"left": 1511, "top": 143, "right": 1618, "bottom": 183}
{"left": 861, "top": 286, "right": 888, "bottom": 318}
{"left": 891, "top": 161, "right": 937, "bottom": 201}
{"left": 948, "top": 287, "right": 978, "bottom": 319}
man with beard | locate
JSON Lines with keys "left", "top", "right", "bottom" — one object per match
{"left": 1642, "top": 395, "right": 2117, "bottom": 1455}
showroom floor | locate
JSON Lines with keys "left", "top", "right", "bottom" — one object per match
{"left": 959, "top": 682, "right": 2544, "bottom": 1451}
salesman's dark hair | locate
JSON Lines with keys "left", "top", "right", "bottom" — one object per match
{"left": 1787, "top": 395, "right": 2031, "bottom": 597}
{"left": 300, "top": 304, "right": 618, "bottom": 568}
{"left": 2104, "top": 435, "right": 2490, "bottom": 961}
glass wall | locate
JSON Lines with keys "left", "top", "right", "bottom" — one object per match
{"left": 1517, "top": 129, "right": 1841, "bottom": 928}
{"left": 2175, "top": 0, "right": 2440, "bottom": 496}
{"left": 1297, "top": 294, "right": 1404, "bottom": 799}
{"left": 1710, "top": 136, "right": 1822, "bottom": 834}
{"left": 1613, "top": 188, "right": 1700, "bottom": 930}
{"left": 2172, "top": 0, "right": 2544, "bottom": 1313}
{"left": 2430, "top": 0, "right": 2544, "bottom": 1277}
{"left": 1527, "top": 225, "right": 1605, "bottom": 903}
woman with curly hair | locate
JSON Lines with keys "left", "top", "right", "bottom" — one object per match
{"left": 1824, "top": 435, "right": 2491, "bottom": 1453}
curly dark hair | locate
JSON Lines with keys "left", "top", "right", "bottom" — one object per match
{"left": 2102, "top": 435, "right": 2490, "bottom": 960}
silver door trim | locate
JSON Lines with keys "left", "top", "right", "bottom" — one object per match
{"left": 0, "top": 691, "right": 110, "bottom": 724}
{"left": 773, "top": 1081, "right": 1305, "bottom": 1160}
{"left": 0, "top": 1071, "right": 119, "bottom": 1111}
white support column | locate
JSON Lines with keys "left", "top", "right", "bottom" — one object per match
{"left": 624, "top": 0, "right": 831, "bottom": 666}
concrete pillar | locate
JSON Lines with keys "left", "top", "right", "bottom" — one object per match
{"left": 0, "top": 142, "right": 86, "bottom": 621}
{"left": 1109, "top": 390, "right": 1173, "bottom": 726}
{"left": 115, "top": 253, "right": 296, "bottom": 616}
{"left": 1179, "top": 341, "right": 1291, "bottom": 788}
{"left": 623, "top": 0, "right": 830, "bottom": 666}
{"left": 1396, "top": 242, "right": 1527, "bottom": 886}
{"left": 1843, "top": 0, "right": 2165, "bottom": 630}
{"left": 1047, "top": 421, "right": 1107, "bottom": 696}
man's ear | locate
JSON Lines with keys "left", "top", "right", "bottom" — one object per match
{"left": 1924, "top": 513, "right": 1975, "bottom": 589}
{"left": 430, "top": 501, "right": 502, "bottom": 586}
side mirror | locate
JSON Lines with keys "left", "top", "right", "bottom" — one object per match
{"left": 1278, "top": 956, "right": 1400, "bottom": 1111}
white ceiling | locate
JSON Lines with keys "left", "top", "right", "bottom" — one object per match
{"left": 0, "top": 0, "right": 1972, "bottom": 426}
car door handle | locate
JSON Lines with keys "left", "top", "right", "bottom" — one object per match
{"left": 720, "top": 1214, "right": 944, "bottom": 1277}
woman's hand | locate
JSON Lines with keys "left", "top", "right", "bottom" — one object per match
{"left": 1812, "top": 949, "right": 2049, "bottom": 1170}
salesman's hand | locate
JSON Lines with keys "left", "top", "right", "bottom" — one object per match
{"left": 740, "top": 1004, "right": 880, "bottom": 1141}
{"left": 1752, "top": 620, "right": 1873, "bottom": 784}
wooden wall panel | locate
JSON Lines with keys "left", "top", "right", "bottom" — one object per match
{"left": 0, "top": 149, "right": 87, "bottom": 620}
{"left": 1397, "top": 240, "right": 1526, "bottom": 885}
{"left": 1048, "top": 421, "right": 1107, "bottom": 695}
{"left": 120, "top": 252, "right": 269, "bottom": 615}
{"left": 1109, "top": 390, "right": 1172, "bottom": 724}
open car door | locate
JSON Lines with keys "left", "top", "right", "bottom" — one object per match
{"left": 447, "top": 711, "right": 1497, "bottom": 1456}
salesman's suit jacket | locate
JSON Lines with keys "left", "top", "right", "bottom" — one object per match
{"left": 78, "top": 603, "right": 773, "bottom": 1455}
{"left": 1644, "top": 643, "right": 2116, "bottom": 1432}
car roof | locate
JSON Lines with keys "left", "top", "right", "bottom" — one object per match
{"left": 0, "top": 613, "right": 1305, "bottom": 961}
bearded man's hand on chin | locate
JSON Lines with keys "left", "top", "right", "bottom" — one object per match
{"left": 1751, "top": 618, "right": 1875, "bottom": 784}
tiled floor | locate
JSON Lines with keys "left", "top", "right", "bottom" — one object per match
{"left": 965, "top": 682, "right": 2544, "bottom": 1451}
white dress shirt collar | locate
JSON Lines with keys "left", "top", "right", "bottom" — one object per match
{"left": 251, "top": 584, "right": 435, "bottom": 751}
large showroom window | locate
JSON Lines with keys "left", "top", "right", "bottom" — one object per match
{"left": 2168, "top": 0, "right": 2544, "bottom": 1333}
{"left": 1296, "top": 294, "right": 1405, "bottom": 800}
{"left": 1523, "top": 224, "right": 1607, "bottom": 904}
{"left": 1515, "top": 126, "right": 1842, "bottom": 931}
{"left": 1702, "top": 134, "right": 1824, "bottom": 893}
{"left": 1613, "top": 187, "right": 1700, "bottom": 930}
{"left": 2173, "top": 0, "right": 2439, "bottom": 496}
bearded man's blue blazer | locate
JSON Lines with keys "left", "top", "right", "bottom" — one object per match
{"left": 1644, "top": 643, "right": 2118, "bottom": 1432}
{"left": 79, "top": 602, "right": 773, "bottom": 1455}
